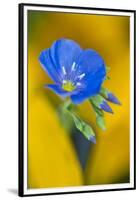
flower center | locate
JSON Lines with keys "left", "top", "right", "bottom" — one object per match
{"left": 62, "top": 81, "right": 76, "bottom": 92}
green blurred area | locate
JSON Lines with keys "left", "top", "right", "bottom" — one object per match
{"left": 27, "top": 10, "right": 130, "bottom": 188}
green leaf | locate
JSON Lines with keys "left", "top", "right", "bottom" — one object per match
{"left": 96, "top": 115, "right": 106, "bottom": 131}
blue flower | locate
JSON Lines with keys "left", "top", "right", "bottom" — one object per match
{"left": 39, "top": 38, "right": 106, "bottom": 104}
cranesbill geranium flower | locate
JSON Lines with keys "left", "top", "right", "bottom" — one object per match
{"left": 39, "top": 38, "right": 106, "bottom": 104}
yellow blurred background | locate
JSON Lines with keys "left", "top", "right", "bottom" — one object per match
{"left": 27, "top": 10, "right": 130, "bottom": 188}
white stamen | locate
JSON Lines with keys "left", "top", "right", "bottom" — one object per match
{"left": 76, "top": 82, "right": 81, "bottom": 86}
{"left": 62, "top": 66, "right": 66, "bottom": 75}
{"left": 71, "top": 62, "right": 76, "bottom": 71}
{"left": 78, "top": 73, "right": 85, "bottom": 80}
{"left": 62, "top": 80, "right": 67, "bottom": 84}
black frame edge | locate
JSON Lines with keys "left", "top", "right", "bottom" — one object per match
{"left": 18, "top": 3, "right": 24, "bottom": 197}
{"left": 19, "top": 3, "right": 136, "bottom": 13}
{"left": 18, "top": 3, "right": 136, "bottom": 197}
{"left": 134, "top": 10, "right": 136, "bottom": 190}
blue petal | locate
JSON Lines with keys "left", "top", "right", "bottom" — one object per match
{"left": 39, "top": 49, "right": 62, "bottom": 83}
{"left": 71, "top": 79, "right": 102, "bottom": 104}
{"left": 46, "top": 84, "right": 77, "bottom": 98}
{"left": 74, "top": 49, "right": 106, "bottom": 82}
{"left": 89, "top": 136, "right": 96, "bottom": 144}
{"left": 50, "top": 38, "right": 82, "bottom": 75}
{"left": 107, "top": 93, "right": 121, "bottom": 105}
{"left": 100, "top": 101, "right": 113, "bottom": 114}
{"left": 70, "top": 49, "right": 106, "bottom": 104}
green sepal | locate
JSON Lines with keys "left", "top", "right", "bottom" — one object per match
{"left": 89, "top": 99, "right": 106, "bottom": 131}
{"left": 90, "top": 95, "right": 105, "bottom": 109}
{"left": 64, "top": 101, "right": 96, "bottom": 142}
{"left": 58, "top": 100, "right": 75, "bottom": 133}
{"left": 105, "top": 76, "right": 111, "bottom": 80}
{"left": 90, "top": 94, "right": 113, "bottom": 114}
{"left": 100, "top": 87, "right": 109, "bottom": 99}
{"left": 62, "top": 99, "right": 74, "bottom": 111}
{"left": 105, "top": 66, "right": 111, "bottom": 80}
{"left": 71, "top": 114, "right": 96, "bottom": 141}
{"left": 89, "top": 100, "right": 104, "bottom": 117}
{"left": 106, "top": 66, "right": 110, "bottom": 73}
{"left": 96, "top": 115, "right": 106, "bottom": 131}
